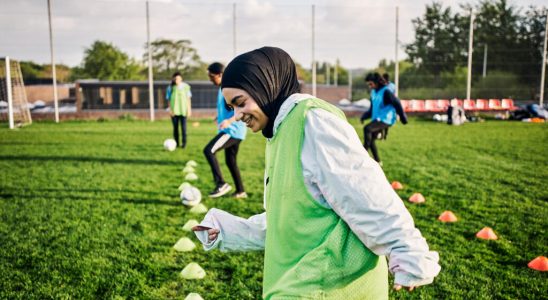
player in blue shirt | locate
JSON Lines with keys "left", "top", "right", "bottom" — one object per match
{"left": 204, "top": 62, "right": 248, "bottom": 198}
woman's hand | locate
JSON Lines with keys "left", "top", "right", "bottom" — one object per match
{"left": 219, "top": 120, "right": 231, "bottom": 130}
{"left": 192, "top": 226, "right": 220, "bottom": 242}
{"left": 393, "top": 284, "right": 416, "bottom": 292}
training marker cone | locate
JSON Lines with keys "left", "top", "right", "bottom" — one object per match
{"left": 476, "top": 227, "right": 498, "bottom": 240}
{"left": 182, "top": 219, "right": 200, "bottom": 231}
{"left": 184, "top": 293, "right": 204, "bottom": 300}
{"left": 189, "top": 203, "right": 208, "bottom": 214}
{"left": 438, "top": 211, "right": 458, "bottom": 222}
{"left": 180, "top": 262, "right": 206, "bottom": 279}
{"left": 408, "top": 193, "right": 425, "bottom": 203}
{"left": 173, "top": 237, "right": 196, "bottom": 252}
{"left": 391, "top": 181, "right": 404, "bottom": 190}
{"left": 527, "top": 256, "right": 547, "bottom": 271}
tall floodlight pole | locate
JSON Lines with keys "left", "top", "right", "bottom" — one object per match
{"left": 312, "top": 5, "right": 316, "bottom": 97}
{"left": 5, "top": 57, "right": 14, "bottom": 129}
{"left": 146, "top": 0, "right": 155, "bottom": 121}
{"left": 334, "top": 59, "right": 338, "bottom": 86}
{"left": 233, "top": 3, "right": 237, "bottom": 57}
{"left": 482, "top": 44, "right": 488, "bottom": 77}
{"left": 395, "top": 6, "right": 399, "bottom": 96}
{"left": 326, "top": 62, "right": 330, "bottom": 85}
{"left": 466, "top": 9, "right": 475, "bottom": 101}
{"left": 47, "top": 0, "right": 59, "bottom": 123}
{"left": 540, "top": 11, "right": 548, "bottom": 105}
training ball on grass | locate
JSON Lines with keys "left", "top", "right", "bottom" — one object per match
{"left": 192, "top": 122, "right": 200, "bottom": 127}
{"left": 184, "top": 293, "right": 204, "bottom": 300}
{"left": 182, "top": 219, "right": 200, "bottom": 231}
{"left": 178, "top": 182, "right": 192, "bottom": 191}
{"left": 181, "top": 186, "right": 202, "bottom": 206}
{"left": 173, "top": 237, "right": 196, "bottom": 252}
{"left": 163, "top": 139, "right": 177, "bottom": 151}
{"left": 186, "top": 160, "right": 198, "bottom": 168}
{"left": 185, "top": 172, "right": 198, "bottom": 181}
{"left": 180, "top": 262, "right": 206, "bottom": 279}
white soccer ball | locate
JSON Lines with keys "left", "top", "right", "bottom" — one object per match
{"left": 181, "top": 186, "right": 202, "bottom": 206}
{"left": 164, "top": 139, "right": 177, "bottom": 151}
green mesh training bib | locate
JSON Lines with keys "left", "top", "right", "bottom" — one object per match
{"left": 263, "top": 98, "right": 388, "bottom": 300}
{"left": 170, "top": 84, "right": 190, "bottom": 116}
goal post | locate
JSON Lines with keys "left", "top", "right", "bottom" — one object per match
{"left": 0, "top": 57, "right": 32, "bottom": 128}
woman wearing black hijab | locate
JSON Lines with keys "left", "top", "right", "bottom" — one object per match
{"left": 193, "top": 47, "right": 440, "bottom": 299}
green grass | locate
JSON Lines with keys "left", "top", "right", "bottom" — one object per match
{"left": 0, "top": 118, "right": 546, "bottom": 299}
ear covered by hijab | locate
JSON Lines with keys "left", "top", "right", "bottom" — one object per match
{"left": 221, "top": 46, "right": 301, "bottom": 138}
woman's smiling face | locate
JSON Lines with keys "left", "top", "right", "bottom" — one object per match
{"left": 223, "top": 87, "right": 269, "bottom": 133}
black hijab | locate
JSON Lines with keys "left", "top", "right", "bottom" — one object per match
{"left": 221, "top": 46, "right": 301, "bottom": 138}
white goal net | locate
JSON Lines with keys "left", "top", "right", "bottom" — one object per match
{"left": 0, "top": 57, "right": 32, "bottom": 128}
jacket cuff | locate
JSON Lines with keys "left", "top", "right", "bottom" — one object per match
{"left": 394, "top": 272, "right": 434, "bottom": 287}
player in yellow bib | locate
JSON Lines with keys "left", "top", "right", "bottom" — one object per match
{"left": 193, "top": 47, "right": 440, "bottom": 299}
{"left": 166, "top": 72, "right": 192, "bottom": 148}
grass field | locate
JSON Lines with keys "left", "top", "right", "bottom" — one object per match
{"left": 0, "top": 117, "right": 546, "bottom": 299}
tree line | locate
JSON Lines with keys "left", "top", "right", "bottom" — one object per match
{"left": 20, "top": 0, "right": 546, "bottom": 100}
{"left": 356, "top": 0, "right": 547, "bottom": 100}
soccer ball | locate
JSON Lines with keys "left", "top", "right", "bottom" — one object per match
{"left": 181, "top": 186, "right": 202, "bottom": 206}
{"left": 164, "top": 139, "right": 177, "bottom": 151}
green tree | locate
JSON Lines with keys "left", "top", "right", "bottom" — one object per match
{"left": 405, "top": 2, "right": 465, "bottom": 79}
{"left": 76, "top": 40, "right": 144, "bottom": 80}
{"left": 143, "top": 39, "right": 203, "bottom": 80}
{"left": 20, "top": 61, "right": 72, "bottom": 83}
{"left": 471, "top": 0, "right": 521, "bottom": 77}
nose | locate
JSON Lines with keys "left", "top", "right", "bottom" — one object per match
{"left": 233, "top": 107, "right": 244, "bottom": 121}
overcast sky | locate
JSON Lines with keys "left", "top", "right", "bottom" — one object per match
{"left": 0, "top": 0, "right": 545, "bottom": 70}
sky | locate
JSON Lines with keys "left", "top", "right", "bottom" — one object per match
{"left": 0, "top": 0, "right": 545, "bottom": 70}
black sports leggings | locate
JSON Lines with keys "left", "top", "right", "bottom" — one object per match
{"left": 203, "top": 133, "right": 244, "bottom": 193}
{"left": 363, "top": 121, "right": 390, "bottom": 162}
{"left": 171, "top": 115, "right": 187, "bottom": 147}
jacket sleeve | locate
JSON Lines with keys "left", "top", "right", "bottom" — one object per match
{"left": 166, "top": 85, "right": 172, "bottom": 101}
{"left": 360, "top": 106, "right": 372, "bottom": 122}
{"left": 383, "top": 91, "right": 408, "bottom": 124}
{"left": 303, "top": 109, "right": 440, "bottom": 287}
{"left": 194, "top": 208, "right": 266, "bottom": 252}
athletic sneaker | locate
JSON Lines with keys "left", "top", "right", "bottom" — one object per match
{"left": 209, "top": 183, "right": 232, "bottom": 198}
{"left": 232, "top": 191, "right": 248, "bottom": 199}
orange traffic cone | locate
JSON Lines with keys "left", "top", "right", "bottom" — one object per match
{"left": 476, "top": 227, "right": 498, "bottom": 240}
{"left": 527, "top": 256, "right": 548, "bottom": 271}
{"left": 408, "top": 193, "right": 425, "bottom": 203}
{"left": 438, "top": 211, "right": 457, "bottom": 222}
{"left": 391, "top": 181, "right": 404, "bottom": 190}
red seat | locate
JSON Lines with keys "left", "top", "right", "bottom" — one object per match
{"left": 476, "top": 99, "right": 489, "bottom": 110}
{"left": 425, "top": 100, "right": 439, "bottom": 111}
{"left": 437, "top": 99, "right": 450, "bottom": 111}
{"left": 463, "top": 99, "right": 476, "bottom": 110}
{"left": 451, "top": 99, "right": 463, "bottom": 107}
{"left": 400, "top": 100, "right": 410, "bottom": 112}
{"left": 489, "top": 99, "right": 502, "bottom": 110}
{"left": 502, "top": 99, "right": 516, "bottom": 110}
{"left": 410, "top": 100, "right": 426, "bottom": 112}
